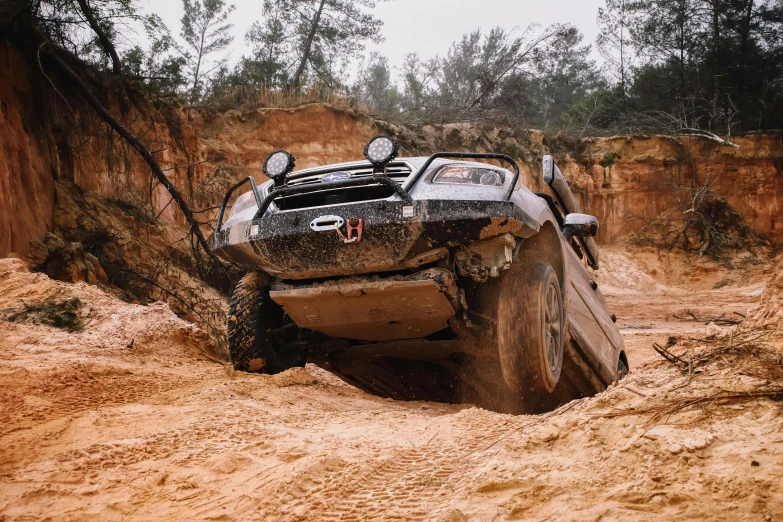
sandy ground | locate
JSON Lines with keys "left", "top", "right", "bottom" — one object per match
{"left": 1, "top": 251, "right": 781, "bottom": 521}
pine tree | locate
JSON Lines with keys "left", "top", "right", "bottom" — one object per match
{"left": 179, "top": 0, "right": 235, "bottom": 102}
{"left": 597, "top": 0, "right": 632, "bottom": 107}
{"left": 243, "top": 0, "right": 290, "bottom": 86}
{"left": 525, "top": 27, "right": 604, "bottom": 127}
{"left": 354, "top": 53, "right": 399, "bottom": 114}
{"left": 254, "top": 0, "right": 385, "bottom": 89}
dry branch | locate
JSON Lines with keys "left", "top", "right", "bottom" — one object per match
{"left": 653, "top": 342, "right": 688, "bottom": 369}
{"left": 597, "top": 326, "right": 783, "bottom": 422}
{"left": 598, "top": 388, "right": 783, "bottom": 421}
{"left": 678, "top": 128, "right": 740, "bottom": 148}
{"left": 74, "top": 0, "right": 122, "bottom": 74}
{"left": 41, "top": 42, "right": 224, "bottom": 272}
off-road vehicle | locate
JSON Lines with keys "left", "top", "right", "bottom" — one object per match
{"left": 213, "top": 135, "right": 627, "bottom": 413}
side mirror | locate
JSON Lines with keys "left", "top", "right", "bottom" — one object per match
{"left": 543, "top": 155, "right": 555, "bottom": 184}
{"left": 562, "top": 213, "right": 599, "bottom": 240}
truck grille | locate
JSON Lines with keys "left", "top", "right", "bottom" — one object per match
{"left": 272, "top": 162, "right": 412, "bottom": 211}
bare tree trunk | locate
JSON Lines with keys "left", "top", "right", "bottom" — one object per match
{"left": 44, "top": 45, "right": 223, "bottom": 269}
{"left": 620, "top": 0, "right": 626, "bottom": 109}
{"left": 75, "top": 0, "right": 122, "bottom": 74}
{"left": 190, "top": 25, "right": 207, "bottom": 103}
{"left": 677, "top": 0, "right": 686, "bottom": 105}
{"left": 711, "top": 0, "right": 721, "bottom": 131}
{"left": 736, "top": 0, "right": 754, "bottom": 133}
{"left": 291, "top": 0, "right": 326, "bottom": 89}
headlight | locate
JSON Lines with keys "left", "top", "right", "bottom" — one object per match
{"left": 431, "top": 165, "right": 506, "bottom": 186}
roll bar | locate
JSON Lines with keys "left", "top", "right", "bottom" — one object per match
{"left": 215, "top": 176, "right": 262, "bottom": 234}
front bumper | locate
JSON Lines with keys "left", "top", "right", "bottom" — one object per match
{"left": 213, "top": 199, "right": 539, "bottom": 280}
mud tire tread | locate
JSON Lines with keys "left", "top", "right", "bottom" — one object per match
{"left": 228, "top": 272, "right": 271, "bottom": 373}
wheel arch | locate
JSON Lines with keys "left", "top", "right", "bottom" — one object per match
{"left": 514, "top": 220, "right": 565, "bottom": 293}
{"left": 619, "top": 350, "right": 629, "bottom": 370}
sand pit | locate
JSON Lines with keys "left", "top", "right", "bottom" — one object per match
{"left": 0, "top": 251, "right": 781, "bottom": 521}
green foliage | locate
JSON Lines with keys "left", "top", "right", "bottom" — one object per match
{"left": 434, "top": 26, "right": 561, "bottom": 113}
{"left": 26, "top": 0, "right": 145, "bottom": 68}
{"left": 121, "top": 15, "right": 188, "bottom": 96}
{"left": 353, "top": 53, "right": 400, "bottom": 114}
{"left": 383, "top": 25, "right": 573, "bottom": 124}
{"left": 597, "top": 0, "right": 632, "bottom": 103}
{"left": 398, "top": 53, "right": 440, "bottom": 113}
{"left": 594, "top": 0, "right": 783, "bottom": 134}
{"left": 240, "top": 1, "right": 291, "bottom": 86}
{"left": 239, "top": 0, "right": 385, "bottom": 89}
{"left": 498, "top": 27, "right": 605, "bottom": 129}
{"left": 600, "top": 151, "right": 622, "bottom": 167}
{"left": 21, "top": 0, "right": 783, "bottom": 133}
{"left": 20, "top": 1, "right": 188, "bottom": 96}
{"left": 9, "top": 298, "right": 84, "bottom": 332}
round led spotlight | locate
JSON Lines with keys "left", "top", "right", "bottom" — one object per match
{"left": 364, "top": 134, "right": 399, "bottom": 167}
{"left": 263, "top": 150, "right": 295, "bottom": 186}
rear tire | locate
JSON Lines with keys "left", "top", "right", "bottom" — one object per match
{"left": 618, "top": 357, "right": 629, "bottom": 379}
{"left": 228, "top": 272, "right": 308, "bottom": 374}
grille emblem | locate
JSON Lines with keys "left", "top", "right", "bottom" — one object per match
{"left": 322, "top": 172, "right": 352, "bottom": 183}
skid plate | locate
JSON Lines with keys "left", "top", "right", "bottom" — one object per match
{"left": 269, "top": 279, "right": 456, "bottom": 341}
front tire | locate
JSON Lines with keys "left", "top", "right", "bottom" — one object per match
{"left": 227, "top": 272, "right": 308, "bottom": 374}
{"left": 498, "top": 262, "right": 564, "bottom": 399}
{"left": 467, "top": 260, "right": 567, "bottom": 413}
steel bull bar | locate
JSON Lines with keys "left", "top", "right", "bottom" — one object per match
{"left": 214, "top": 152, "right": 520, "bottom": 234}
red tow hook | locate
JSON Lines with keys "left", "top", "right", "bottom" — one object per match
{"left": 344, "top": 218, "right": 363, "bottom": 244}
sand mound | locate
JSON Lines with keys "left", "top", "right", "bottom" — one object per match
{"left": 745, "top": 254, "right": 783, "bottom": 329}
{"left": 268, "top": 367, "right": 319, "bottom": 387}
{"left": 0, "top": 257, "right": 219, "bottom": 360}
{"left": 590, "top": 247, "right": 663, "bottom": 293}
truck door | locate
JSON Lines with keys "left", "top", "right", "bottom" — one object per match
{"left": 562, "top": 239, "right": 621, "bottom": 384}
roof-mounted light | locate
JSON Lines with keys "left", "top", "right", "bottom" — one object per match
{"left": 263, "top": 150, "right": 295, "bottom": 187}
{"left": 364, "top": 135, "right": 399, "bottom": 172}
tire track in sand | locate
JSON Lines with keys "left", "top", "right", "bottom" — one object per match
{"left": 268, "top": 411, "right": 516, "bottom": 520}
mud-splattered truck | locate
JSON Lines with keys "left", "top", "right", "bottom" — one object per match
{"left": 213, "top": 136, "right": 627, "bottom": 413}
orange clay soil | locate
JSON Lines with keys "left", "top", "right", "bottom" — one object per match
{"left": 0, "top": 248, "right": 781, "bottom": 522}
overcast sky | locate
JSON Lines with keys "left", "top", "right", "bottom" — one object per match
{"left": 139, "top": 0, "right": 607, "bottom": 76}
